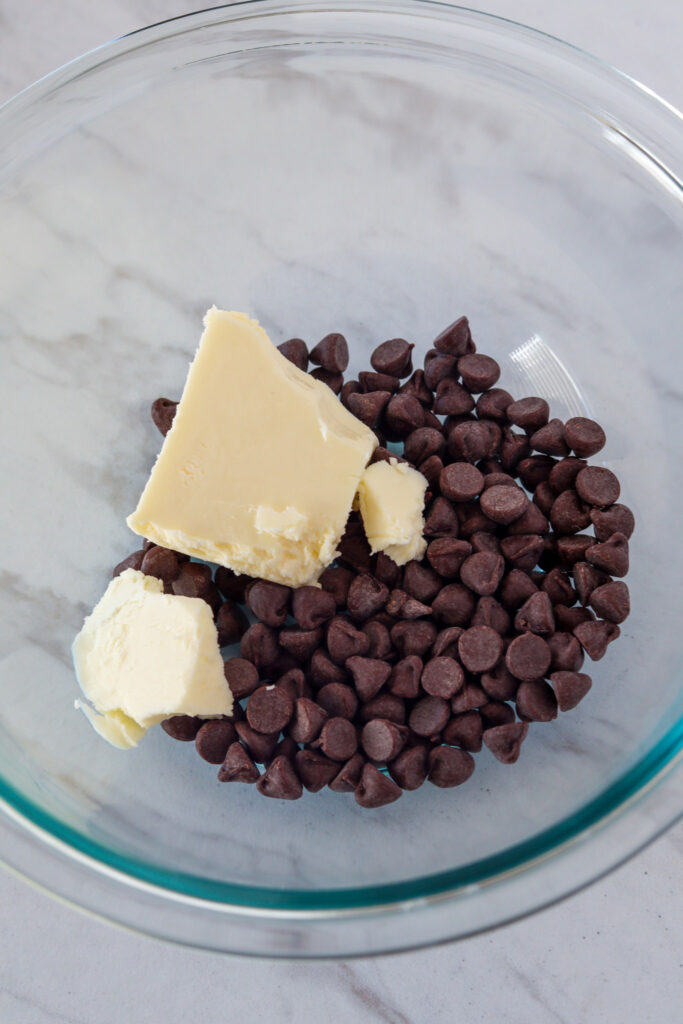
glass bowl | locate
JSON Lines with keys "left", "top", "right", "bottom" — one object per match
{"left": 0, "top": 0, "right": 681, "bottom": 958}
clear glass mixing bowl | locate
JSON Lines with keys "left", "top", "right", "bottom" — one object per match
{"left": 0, "top": 1, "right": 681, "bottom": 957}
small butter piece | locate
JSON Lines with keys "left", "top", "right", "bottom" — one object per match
{"left": 127, "top": 309, "right": 377, "bottom": 587}
{"left": 358, "top": 459, "right": 428, "bottom": 566}
{"left": 72, "top": 569, "right": 231, "bottom": 746}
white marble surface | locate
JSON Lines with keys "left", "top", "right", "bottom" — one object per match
{"left": 0, "top": 1, "right": 681, "bottom": 1021}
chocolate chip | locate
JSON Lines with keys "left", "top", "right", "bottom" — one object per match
{"left": 540, "top": 567, "right": 575, "bottom": 606}
{"left": 338, "top": 520, "right": 373, "bottom": 573}
{"left": 481, "top": 661, "right": 519, "bottom": 701}
{"left": 215, "top": 566, "right": 253, "bottom": 603}
{"left": 216, "top": 600, "right": 249, "bottom": 646}
{"left": 514, "top": 592, "right": 555, "bottom": 635}
{"left": 472, "top": 529, "right": 503, "bottom": 553}
{"left": 572, "top": 561, "right": 607, "bottom": 606}
{"left": 575, "top": 466, "right": 620, "bottom": 508}
{"left": 289, "top": 586, "right": 334, "bottom": 630}
{"left": 409, "top": 696, "right": 450, "bottom": 737}
{"left": 433, "top": 316, "right": 472, "bottom": 355}
{"left": 316, "top": 682, "right": 358, "bottom": 719}
{"left": 533, "top": 480, "right": 557, "bottom": 516}
{"left": 550, "top": 670, "right": 593, "bottom": 711}
{"left": 194, "top": 720, "right": 238, "bottom": 764}
{"left": 516, "top": 680, "right": 557, "bottom": 722}
{"left": 403, "top": 427, "right": 444, "bottom": 465}
{"left": 113, "top": 549, "right": 145, "bottom": 576}
{"left": 425, "top": 538, "right": 471, "bottom": 578}
{"left": 359, "top": 694, "right": 406, "bottom": 725}
{"left": 386, "top": 589, "right": 431, "bottom": 620}
{"left": 329, "top": 753, "right": 365, "bottom": 792}
{"left": 460, "top": 552, "right": 505, "bottom": 596}
{"left": 347, "top": 574, "right": 389, "bottom": 622}
{"left": 362, "top": 620, "right": 393, "bottom": 659}
{"left": 479, "top": 701, "right": 516, "bottom": 728}
{"left": 428, "top": 746, "right": 475, "bottom": 787}
{"left": 314, "top": 717, "right": 358, "bottom": 761}
{"left": 500, "top": 534, "right": 546, "bottom": 573}
{"left": 388, "top": 656, "right": 423, "bottom": 698}
{"left": 234, "top": 721, "right": 279, "bottom": 763}
{"left": 310, "top": 367, "right": 343, "bottom": 393}
{"left": 529, "top": 419, "right": 569, "bottom": 457}
{"left": 421, "top": 656, "right": 464, "bottom": 699}
{"left": 442, "top": 710, "right": 483, "bottom": 752}
{"left": 440, "top": 463, "right": 484, "bottom": 502}
{"left": 288, "top": 698, "right": 328, "bottom": 743}
{"left": 346, "top": 656, "right": 391, "bottom": 702}
{"left": 448, "top": 420, "right": 498, "bottom": 463}
{"left": 432, "top": 584, "right": 476, "bottom": 626}
{"left": 564, "top": 417, "right": 606, "bottom": 458}
{"left": 585, "top": 532, "right": 629, "bottom": 577}
{"left": 476, "top": 387, "right": 513, "bottom": 421}
{"left": 308, "top": 648, "right": 347, "bottom": 688}
{"left": 472, "top": 596, "right": 511, "bottom": 634}
{"left": 500, "top": 569, "right": 539, "bottom": 609}
{"left": 161, "top": 715, "right": 201, "bottom": 741}
{"left": 457, "top": 625, "right": 502, "bottom": 673}
{"left": 400, "top": 369, "right": 434, "bottom": 406}
{"left": 140, "top": 546, "right": 179, "bottom": 584}
{"left": 246, "top": 685, "right": 293, "bottom": 734}
{"left": 243, "top": 580, "right": 289, "bottom": 627}
{"left": 390, "top": 619, "right": 437, "bottom": 656}
{"left": 573, "top": 619, "right": 620, "bottom": 660}
{"left": 556, "top": 534, "right": 594, "bottom": 567}
{"left": 432, "top": 626, "right": 464, "bottom": 658}
{"left": 151, "top": 397, "right": 177, "bottom": 436}
{"left": 500, "top": 429, "right": 532, "bottom": 473}
{"left": 388, "top": 745, "right": 428, "bottom": 790}
{"left": 310, "top": 332, "right": 349, "bottom": 372}
{"left": 507, "top": 396, "right": 549, "bottom": 432}
{"left": 295, "top": 750, "right": 339, "bottom": 792}
{"left": 218, "top": 742, "right": 261, "bottom": 783}
{"left": 340, "top": 379, "right": 361, "bottom": 408}
{"left": 554, "top": 604, "right": 595, "bottom": 631}
{"left": 276, "top": 668, "right": 307, "bottom": 704}
{"left": 355, "top": 763, "right": 402, "bottom": 807}
{"left": 222, "top": 658, "right": 258, "bottom": 701}
{"left": 279, "top": 627, "right": 323, "bottom": 662}
{"left": 517, "top": 455, "right": 557, "bottom": 491}
{"left": 318, "top": 566, "right": 353, "bottom": 609}
{"left": 326, "top": 616, "right": 371, "bottom": 663}
{"left": 479, "top": 484, "right": 527, "bottom": 525}
{"left": 398, "top": 562, "right": 439, "bottom": 604}
{"left": 550, "top": 490, "right": 592, "bottom": 535}
{"left": 450, "top": 683, "right": 487, "bottom": 712}
{"left": 257, "top": 756, "right": 303, "bottom": 800}
{"left": 384, "top": 394, "right": 424, "bottom": 436}
{"left": 277, "top": 338, "right": 308, "bottom": 371}
{"left": 361, "top": 719, "right": 409, "bottom": 762}
{"left": 590, "top": 504, "right": 635, "bottom": 542}
{"left": 359, "top": 370, "right": 400, "bottom": 394}
{"left": 369, "top": 445, "right": 403, "bottom": 466}
{"left": 548, "top": 631, "right": 584, "bottom": 672}
{"left": 549, "top": 457, "right": 588, "bottom": 494}
{"left": 371, "top": 338, "right": 414, "bottom": 377}
{"left": 240, "top": 623, "right": 279, "bottom": 671}
{"left": 457, "top": 353, "right": 500, "bottom": 392}
{"left": 347, "top": 390, "right": 392, "bottom": 428}
{"left": 506, "top": 633, "right": 551, "bottom": 680}
{"left": 434, "top": 379, "right": 475, "bottom": 416}
{"left": 424, "top": 496, "right": 460, "bottom": 537}
{"left": 589, "top": 581, "right": 630, "bottom": 623}
{"left": 483, "top": 722, "right": 528, "bottom": 763}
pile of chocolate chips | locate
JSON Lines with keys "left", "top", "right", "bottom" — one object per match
{"left": 116, "top": 316, "right": 633, "bottom": 808}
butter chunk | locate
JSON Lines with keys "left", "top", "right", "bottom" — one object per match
{"left": 127, "top": 309, "right": 377, "bottom": 587}
{"left": 72, "top": 569, "right": 231, "bottom": 746}
{"left": 358, "top": 459, "right": 427, "bottom": 566}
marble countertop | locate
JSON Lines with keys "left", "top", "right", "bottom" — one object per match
{"left": 0, "top": 2, "right": 681, "bottom": 1021}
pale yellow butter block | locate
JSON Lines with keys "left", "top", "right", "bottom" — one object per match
{"left": 72, "top": 569, "right": 232, "bottom": 746}
{"left": 358, "top": 458, "right": 427, "bottom": 566}
{"left": 127, "top": 309, "right": 377, "bottom": 587}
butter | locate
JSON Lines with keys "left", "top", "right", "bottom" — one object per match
{"left": 72, "top": 569, "right": 231, "bottom": 747}
{"left": 127, "top": 309, "right": 377, "bottom": 587}
{"left": 358, "top": 459, "right": 427, "bottom": 566}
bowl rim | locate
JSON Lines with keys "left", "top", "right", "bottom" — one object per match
{"left": 1, "top": 0, "right": 682, "bottom": 954}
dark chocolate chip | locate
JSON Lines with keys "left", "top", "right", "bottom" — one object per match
{"left": 507, "top": 396, "right": 549, "bottom": 432}
{"left": 346, "top": 656, "right": 391, "bottom": 702}
{"left": 458, "top": 625, "right": 503, "bottom": 673}
{"left": 517, "top": 455, "right": 557, "bottom": 491}
{"left": 359, "top": 370, "right": 400, "bottom": 394}
{"left": 315, "top": 717, "right": 358, "bottom": 761}
{"left": 440, "top": 463, "right": 484, "bottom": 502}
{"left": 215, "top": 566, "right": 253, "bottom": 603}
{"left": 501, "top": 534, "right": 546, "bottom": 572}
{"left": 355, "top": 763, "right": 402, "bottom": 807}
{"left": 514, "top": 592, "right": 555, "bottom": 635}
{"left": 549, "top": 457, "right": 588, "bottom": 494}
{"left": 310, "top": 332, "right": 349, "bottom": 372}
{"left": 472, "top": 596, "right": 511, "bottom": 635}
{"left": 550, "top": 490, "right": 592, "bottom": 535}
{"left": 424, "top": 352, "right": 457, "bottom": 390}
{"left": 479, "top": 701, "right": 516, "bottom": 728}
{"left": 476, "top": 387, "right": 513, "bottom": 421}
{"left": 428, "top": 746, "right": 475, "bottom": 787}
{"left": 480, "top": 484, "right": 528, "bottom": 525}
{"left": 533, "top": 480, "right": 557, "bottom": 516}
{"left": 409, "top": 695, "right": 450, "bottom": 737}
{"left": 277, "top": 668, "right": 308, "bottom": 704}
{"left": 223, "top": 658, "right": 259, "bottom": 700}
{"left": 516, "top": 680, "right": 558, "bottom": 722}
{"left": 540, "top": 567, "right": 575, "bottom": 606}
{"left": 316, "top": 683, "right": 359, "bottom": 720}
{"left": 277, "top": 338, "right": 308, "bottom": 371}
{"left": 257, "top": 756, "right": 303, "bottom": 800}
{"left": 291, "top": 586, "right": 336, "bottom": 630}
{"left": 442, "top": 710, "right": 483, "bottom": 752}
{"left": 556, "top": 534, "right": 594, "bottom": 567}
{"left": 347, "top": 390, "right": 392, "bottom": 428}
{"left": 319, "top": 566, "right": 354, "bottom": 608}
{"left": 308, "top": 648, "right": 347, "bottom": 688}
{"left": 246, "top": 685, "right": 293, "bottom": 734}
{"left": 338, "top": 521, "right": 373, "bottom": 573}
{"left": 431, "top": 584, "right": 476, "bottom": 626}
{"left": 151, "top": 397, "right": 177, "bottom": 436}
{"left": 573, "top": 619, "right": 620, "bottom": 660}
{"left": 161, "top": 715, "right": 201, "bottom": 742}
{"left": 432, "top": 626, "right": 464, "bottom": 658}
{"left": 564, "top": 417, "right": 606, "bottom": 458}
{"left": 589, "top": 581, "right": 630, "bottom": 623}
{"left": 326, "top": 616, "right": 371, "bottom": 664}
{"left": 573, "top": 561, "right": 609, "bottom": 606}
{"left": 361, "top": 719, "right": 409, "bottom": 762}
{"left": 279, "top": 627, "right": 323, "bottom": 662}
{"left": 421, "top": 656, "right": 464, "bottom": 699}
{"left": 340, "top": 379, "right": 362, "bottom": 408}
{"left": 433, "top": 316, "right": 472, "bottom": 355}
{"left": 434, "top": 379, "right": 475, "bottom": 416}
{"left": 310, "top": 367, "right": 343, "bottom": 393}
{"left": 240, "top": 623, "right": 279, "bottom": 671}
{"left": 294, "top": 750, "right": 339, "bottom": 792}
{"left": 388, "top": 656, "right": 423, "bottom": 698}
{"left": 386, "top": 589, "right": 431, "bottom": 620}
{"left": 195, "top": 720, "right": 237, "bottom": 764}
{"left": 140, "top": 546, "right": 179, "bottom": 584}
{"left": 554, "top": 605, "right": 595, "bottom": 631}
{"left": 426, "top": 538, "right": 472, "bottom": 578}
{"left": 481, "top": 661, "right": 519, "bottom": 701}
{"left": 388, "top": 745, "right": 428, "bottom": 790}
{"left": 550, "top": 670, "right": 593, "bottom": 711}
{"left": 404, "top": 427, "right": 446, "bottom": 465}
{"left": 399, "top": 369, "right": 434, "bottom": 406}
{"left": 506, "top": 633, "right": 551, "bottom": 680}
{"left": 347, "top": 574, "right": 389, "bottom": 622}
{"left": 529, "top": 419, "right": 569, "bottom": 457}
{"left": 362, "top": 620, "right": 393, "bottom": 659}
{"left": 460, "top": 552, "right": 505, "bottom": 596}
{"left": 500, "top": 569, "right": 539, "bottom": 610}
{"left": 448, "top": 420, "right": 499, "bottom": 464}
{"left": 359, "top": 694, "right": 406, "bottom": 725}
{"left": 402, "top": 561, "right": 442, "bottom": 603}
{"left": 548, "top": 631, "right": 584, "bottom": 672}
{"left": 384, "top": 394, "right": 424, "bottom": 436}
{"left": 457, "top": 353, "right": 500, "bottom": 392}
{"left": 424, "top": 496, "right": 460, "bottom": 537}
{"left": 500, "top": 429, "right": 532, "bottom": 473}
{"left": 234, "top": 721, "right": 279, "bottom": 763}
{"left": 390, "top": 619, "right": 437, "bottom": 657}
{"left": 590, "top": 504, "right": 635, "bottom": 542}
{"left": 216, "top": 601, "right": 249, "bottom": 646}
{"left": 371, "top": 338, "right": 414, "bottom": 377}
{"left": 450, "top": 683, "right": 487, "bottom": 712}
{"left": 585, "top": 532, "right": 629, "bottom": 577}
{"left": 289, "top": 697, "right": 328, "bottom": 744}
{"left": 483, "top": 722, "right": 528, "bottom": 763}
{"left": 575, "top": 466, "right": 620, "bottom": 508}
{"left": 113, "top": 550, "right": 145, "bottom": 576}
{"left": 218, "top": 742, "right": 261, "bottom": 783}
{"left": 329, "top": 753, "right": 366, "bottom": 792}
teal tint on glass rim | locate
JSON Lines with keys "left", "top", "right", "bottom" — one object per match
{"left": 0, "top": 1, "right": 681, "bottom": 956}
